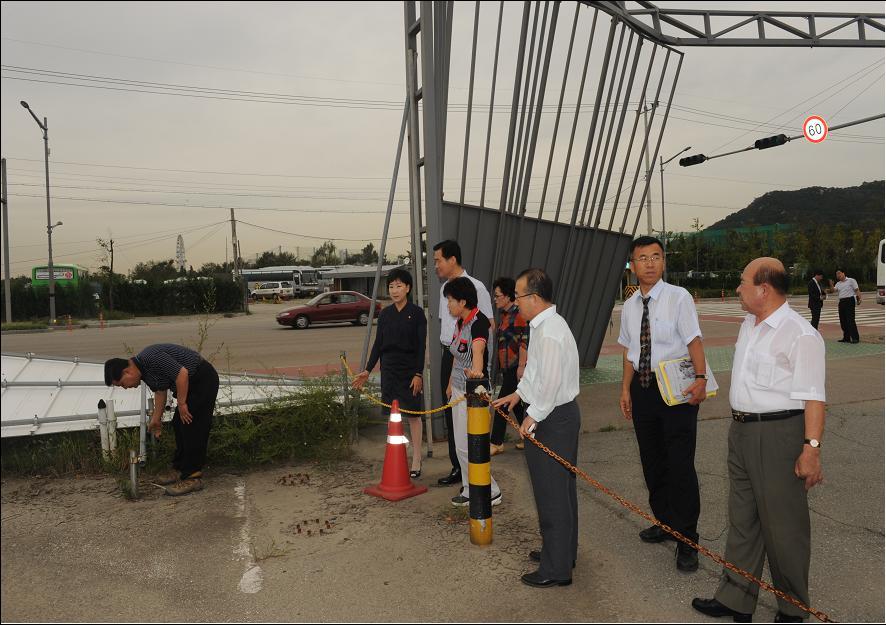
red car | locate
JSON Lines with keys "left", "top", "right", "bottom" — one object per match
{"left": 276, "top": 291, "right": 383, "bottom": 329}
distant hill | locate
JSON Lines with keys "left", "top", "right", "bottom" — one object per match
{"left": 707, "top": 181, "right": 884, "bottom": 230}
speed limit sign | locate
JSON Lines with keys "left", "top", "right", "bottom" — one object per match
{"left": 803, "top": 115, "right": 828, "bottom": 143}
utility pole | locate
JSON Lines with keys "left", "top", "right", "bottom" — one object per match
{"left": 1, "top": 158, "right": 10, "bottom": 323}
{"left": 108, "top": 238, "right": 114, "bottom": 311}
{"left": 642, "top": 100, "right": 656, "bottom": 236}
{"left": 20, "top": 101, "right": 56, "bottom": 323}
{"left": 97, "top": 237, "right": 115, "bottom": 311}
{"left": 230, "top": 208, "right": 247, "bottom": 312}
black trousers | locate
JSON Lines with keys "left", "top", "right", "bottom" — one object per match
{"left": 526, "top": 400, "right": 580, "bottom": 579}
{"left": 172, "top": 360, "right": 219, "bottom": 479}
{"left": 630, "top": 377, "right": 700, "bottom": 544}
{"left": 440, "top": 347, "right": 459, "bottom": 471}
{"left": 491, "top": 367, "right": 526, "bottom": 445}
{"left": 838, "top": 297, "right": 859, "bottom": 341}
{"left": 809, "top": 304, "right": 822, "bottom": 330}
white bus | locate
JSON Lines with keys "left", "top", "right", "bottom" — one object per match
{"left": 877, "top": 238, "right": 884, "bottom": 305}
{"left": 240, "top": 266, "right": 322, "bottom": 297}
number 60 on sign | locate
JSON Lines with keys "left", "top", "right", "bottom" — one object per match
{"left": 803, "top": 115, "right": 828, "bottom": 143}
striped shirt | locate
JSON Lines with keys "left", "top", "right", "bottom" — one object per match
{"left": 448, "top": 308, "right": 490, "bottom": 391}
{"left": 133, "top": 343, "right": 203, "bottom": 395}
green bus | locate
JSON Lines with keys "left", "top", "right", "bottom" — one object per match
{"left": 31, "top": 264, "right": 89, "bottom": 286}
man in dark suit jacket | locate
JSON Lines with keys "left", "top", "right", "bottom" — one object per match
{"left": 807, "top": 270, "right": 825, "bottom": 330}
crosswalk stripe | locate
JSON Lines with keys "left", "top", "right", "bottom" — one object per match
{"left": 614, "top": 301, "right": 884, "bottom": 327}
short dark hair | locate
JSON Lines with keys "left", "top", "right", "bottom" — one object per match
{"left": 492, "top": 277, "right": 516, "bottom": 300}
{"left": 433, "top": 240, "right": 462, "bottom": 266}
{"left": 812, "top": 269, "right": 824, "bottom": 277}
{"left": 442, "top": 276, "right": 478, "bottom": 309}
{"left": 387, "top": 268, "right": 413, "bottom": 291}
{"left": 753, "top": 264, "right": 789, "bottom": 295}
{"left": 104, "top": 358, "right": 129, "bottom": 386}
{"left": 517, "top": 268, "right": 553, "bottom": 302}
{"left": 630, "top": 236, "right": 664, "bottom": 255}
{"left": 835, "top": 268, "right": 846, "bottom": 274}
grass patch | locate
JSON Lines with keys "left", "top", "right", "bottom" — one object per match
{"left": 99, "top": 309, "right": 136, "bottom": 321}
{"left": 1, "top": 321, "right": 49, "bottom": 331}
{"left": 0, "top": 377, "right": 376, "bottom": 478}
{"left": 598, "top": 424, "right": 618, "bottom": 433}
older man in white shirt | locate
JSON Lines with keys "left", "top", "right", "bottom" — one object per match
{"left": 493, "top": 268, "right": 580, "bottom": 589}
{"left": 693, "top": 257, "right": 826, "bottom": 624}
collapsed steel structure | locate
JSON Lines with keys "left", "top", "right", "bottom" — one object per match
{"left": 392, "top": 1, "right": 882, "bottom": 418}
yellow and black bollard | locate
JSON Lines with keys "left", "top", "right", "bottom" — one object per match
{"left": 466, "top": 378, "right": 493, "bottom": 545}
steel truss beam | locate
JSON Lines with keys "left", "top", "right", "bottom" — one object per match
{"left": 586, "top": 1, "right": 885, "bottom": 47}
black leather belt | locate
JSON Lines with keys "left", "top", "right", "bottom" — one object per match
{"left": 731, "top": 409, "right": 804, "bottom": 423}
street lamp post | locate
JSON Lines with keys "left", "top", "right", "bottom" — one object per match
{"left": 658, "top": 146, "right": 691, "bottom": 282}
{"left": 20, "top": 100, "right": 56, "bottom": 324}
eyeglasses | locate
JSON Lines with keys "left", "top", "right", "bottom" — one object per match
{"left": 515, "top": 292, "right": 537, "bottom": 300}
{"left": 631, "top": 254, "right": 663, "bottom": 264}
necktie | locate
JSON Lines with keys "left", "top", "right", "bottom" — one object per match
{"left": 639, "top": 296, "right": 652, "bottom": 389}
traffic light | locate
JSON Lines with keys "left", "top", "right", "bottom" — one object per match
{"left": 754, "top": 134, "right": 788, "bottom": 150}
{"left": 679, "top": 154, "right": 707, "bottom": 167}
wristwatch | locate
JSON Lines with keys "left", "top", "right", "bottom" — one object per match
{"left": 694, "top": 374, "right": 707, "bottom": 380}
{"left": 804, "top": 438, "right": 821, "bottom": 449}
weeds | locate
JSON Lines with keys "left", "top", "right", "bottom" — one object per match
{"left": 0, "top": 377, "right": 375, "bottom": 478}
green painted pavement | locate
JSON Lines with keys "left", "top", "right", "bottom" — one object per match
{"left": 580, "top": 341, "right": 885, "bottom": 386}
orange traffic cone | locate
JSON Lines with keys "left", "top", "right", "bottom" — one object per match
{"left": 364, "top": 400, "right": 428, "bottom": 501}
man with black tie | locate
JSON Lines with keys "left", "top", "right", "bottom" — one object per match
{"left": 618, "top": 236, "right": 709, "bottom": 573}
{"left": 806, "top": 270, "right": 825, "bottom": 330}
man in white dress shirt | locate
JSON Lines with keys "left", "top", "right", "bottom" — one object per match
{"left": 433, "top": 240, "right": 494, "bottom": 486}
{"left": 493, "top": 268, "right": 580, "bottom": 588}
{"left": 833, "top": 268, "right": 861, "bottom": 343}
{"left": 619, "top": 236, "right": 709, "bottom": 573}
{"left": 692, "top": 257, "right": 826, "bottom": 624}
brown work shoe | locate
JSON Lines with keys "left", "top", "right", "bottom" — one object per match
{"left": 514, "top": 440, "right": 524, "bottom": 450}
{"left": 490, "top": 443, "right": 505, "bottom": 456}
{"left": 153, "top": 469, "right": 181, "bottom": 486}
{"left": 164, "top": 478, "right": 204, "bottom": 497}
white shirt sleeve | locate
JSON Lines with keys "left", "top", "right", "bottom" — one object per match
{"left": 617, "top": 300, "right": 631, "bottom": 349}
{"left": 476, "top": 281, "right": 494, "bottom": 319}
{"left": 524, "top": 334, "right": 564, "bottom": 423}
{"left": 676, "top": 292, "right": 703, "bottom": 345}
{"left": 789, "top": 333, "right": 827, "bottom": 402}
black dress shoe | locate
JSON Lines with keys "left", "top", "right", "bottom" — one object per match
{"left": 639, "top": 524, "right": 675, "bottom": 543}
{"left": 837, "top": 339, "right": 850, "bottom": 343}
{"left": 774, "top": 612, "right": 804, "bottom": 623}
{"left": 520, "top": 570, "right": 572, "bottom": 588}
{"left": 691, "top": 598, "right": 752, "bottom": 623}
{"left": 676, "top": 545, "right": 699, "bottom": 572}
{"left": 437, "top": 469, "right": 462, "bottom": 485}
{"left": 529, "top": 550, "right": 575, "bottom": 568}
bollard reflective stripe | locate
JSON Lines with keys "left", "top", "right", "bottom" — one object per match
{"left": 466, "top": 378, "right": 493, "bottom": 546}
{"left": 387, "top": 435, "right": 409, "bottom": 445}
{"left": 389, "top": 412, "right": 402, "bottom": 423}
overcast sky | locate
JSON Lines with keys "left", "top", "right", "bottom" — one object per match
{"left": 1, "top": 1, "right": 883, "bottom": 276}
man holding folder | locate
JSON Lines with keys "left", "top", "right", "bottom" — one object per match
{"left": 618, "top": 236, "right": 709, "bottom": 572}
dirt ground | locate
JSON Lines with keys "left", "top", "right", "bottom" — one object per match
{"left": 2, "top": 298, "right": 884, "bottom": 622}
